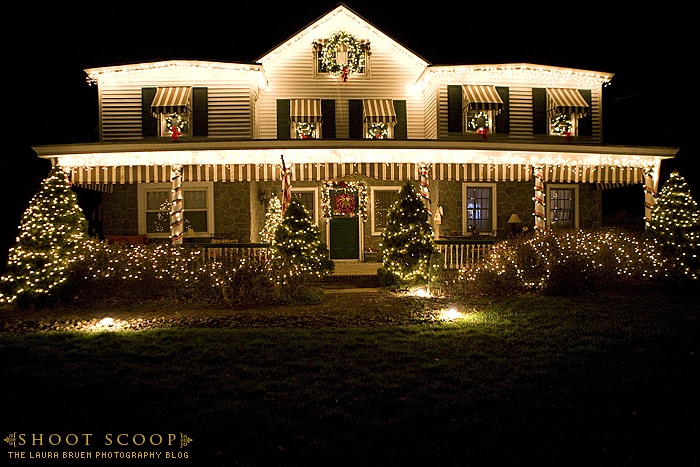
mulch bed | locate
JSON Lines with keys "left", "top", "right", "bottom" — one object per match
{"left": 0, "top": 290, "right": 465, "bottom": 333}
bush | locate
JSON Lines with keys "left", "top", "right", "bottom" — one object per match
{"left": 448, "top": 230, "right": 672, "bottom": 297}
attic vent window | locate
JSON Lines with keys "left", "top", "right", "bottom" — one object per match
{"left": 313, "top": 32, "right": 370, "bottom": 78}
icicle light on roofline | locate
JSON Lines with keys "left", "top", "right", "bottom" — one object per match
{"left": 85, "top": 61, "right": 268, "bottom": 91}
{"left": 259, "top": 6, "right": 426, "bottom": 71}
{"left": 54, "top": 149, "right": 664, "bottom": 170}
{"left": 415, "top": 65, "right": 612, "bottom": 90}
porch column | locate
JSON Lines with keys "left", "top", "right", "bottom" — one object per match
{"left": 170, "top": 164, "right": 184, "bottom": 244}
{"left": 643, "top": 166, "right": 659, "bottom": 227}
{"left": 533, "top": 166, "right": 546, "bottom": 232}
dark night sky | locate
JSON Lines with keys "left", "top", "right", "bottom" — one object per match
{"left": 2, "top": 0, "right": 698, "bottom": 246}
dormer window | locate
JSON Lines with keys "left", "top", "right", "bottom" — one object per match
{"left": 462, "top": 85, "right": 504, "bottom": 136}
{"left": 313, "top": 37, "right": 370, "bottom": 76}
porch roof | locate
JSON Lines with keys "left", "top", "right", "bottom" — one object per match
{"left": 34, "top": 139, "right": 678, "bottom": 167}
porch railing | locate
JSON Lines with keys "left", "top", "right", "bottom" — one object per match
{"left": 183, "top": 243, "right": 271, "bottom": 263}
{"left": 435, "top": 238, "right": 496, "bottom": 269}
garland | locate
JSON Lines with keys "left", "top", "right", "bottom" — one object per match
{"left": 320, "top": 31, "right": 367, "bottom": 81}
{"left": 322, "top": 181, "right": 368, "bottom": 220}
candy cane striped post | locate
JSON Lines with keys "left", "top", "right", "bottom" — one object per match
{"left": 533, "top": 166, "right": 546, "bottom": 233}
{"left": 643, "top": 167, "right": 657, "bottom": 226}
{"left": 419, "top": 163, "right": 432, "bottom": 214}
{"left": 170, "top": 164, "right": 184, "bottom": 244}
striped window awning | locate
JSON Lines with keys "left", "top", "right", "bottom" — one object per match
{"left": 290, "top": 99, "right": 322, "bottom": 123}
{"left": 547, "top": 88, "right": 589, "bottom": 117}
{"left": 461, "top": 85, "right": 504, "bottom": 113}
{"left": 363, "top": 99, "right": 397, "bottom": 124}
{"left": 151, "top": 87, "right": 192, "bottom": 117}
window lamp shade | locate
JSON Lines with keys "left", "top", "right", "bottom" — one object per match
{"left": 150, "top": 87, "right": 192, "bottom": 117}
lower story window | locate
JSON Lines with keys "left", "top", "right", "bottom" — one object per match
{"left": 547, "top": 184, "right": 579, "bottom": 229}
{"left": 291, "top": 188, "right": 318, "bottom": 224}
{"left": 371, "top": 186, "right": 400, "bottom": 235}
{"left": 463, "top": 183, "right": 497, "bottom": 235}
{"left": 138, "top": 182, "right": 213, "bottom": 237}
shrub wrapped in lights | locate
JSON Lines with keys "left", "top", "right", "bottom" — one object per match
{"left": 0, "top": 166, "right": 88, "bottom": 305}
{"left": 379, "top": 181, "right": 438, "bottom": 287}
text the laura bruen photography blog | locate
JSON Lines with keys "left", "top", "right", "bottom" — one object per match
{"left": 4, "top": 432, "right": 192, "bottom": 460}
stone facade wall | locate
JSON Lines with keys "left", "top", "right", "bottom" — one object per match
{"left": 102, "top": 184, "right": 139, "bottom": 236}
{"left": 214, "top": 182, "right": 251, "bottom": 243}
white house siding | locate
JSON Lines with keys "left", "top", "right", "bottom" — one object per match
{"left": 509, "top": 86, "right": 533, "bottom": 137}
{"left": 256, "top": 11, "right": 427, "bottom": 141}
{"left": 97, "top": 71, "right": 256, "bottom": 142}
{"left": 423, "top": 82, "right": 438, "bottom": 139}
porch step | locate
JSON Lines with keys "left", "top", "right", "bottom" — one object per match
{"left": 321, "top": 274, "right": 382, "bottom": 289}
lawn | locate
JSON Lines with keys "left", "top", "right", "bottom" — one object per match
{"left": 1, "top": 292, "right": 699, "bottom": 466}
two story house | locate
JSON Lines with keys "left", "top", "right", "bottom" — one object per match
{"left": 33, "top": 4, "right": 677, "bottom": 261}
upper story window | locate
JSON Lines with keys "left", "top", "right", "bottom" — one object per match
{"left": 150, "top": 87, "right": 193, "bottom": 138}
{"left": 313, "top": 34, "right": 370, "bottom": 77}
{"left": 462, "top": 183, "right": 497, "bottom": 235}
{"left": 546, "top": 88, "right": 589, "bottom": 137}
{"left": 363, "top": 99, "right": 396, "bottom": 139}
{"left": 290, "top": 99, "right": 322, "bottom": 139}
{"left": 447, "top": 85, "right": 510, "bottom": 136}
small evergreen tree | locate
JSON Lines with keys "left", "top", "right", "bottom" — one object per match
{"left": 259, "top": 194, "right": 283, "bottom": 244}
{"left": 379, "top": 181, "right": 438, "bottom": 286}
{"left": 647, "top": 170, "right": 700, "bottom": 278}
{"left": 270, "top": 199, "right": 334, "bottom": 292}
{"left": 0, "top": 166, "right": 88, "bottom": 304}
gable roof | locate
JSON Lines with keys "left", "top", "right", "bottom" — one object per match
{"left": 256, "top": 3, "right": 430, "bottom": 69}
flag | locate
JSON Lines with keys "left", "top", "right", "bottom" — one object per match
{"left": 281, "top": 155, "right": 292, "bottom": 213}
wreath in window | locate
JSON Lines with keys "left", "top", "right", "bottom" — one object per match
{"left": 321, "top": 31, "right": 367, "bottom": 81}
{"left": 550, "top": 114, "right": 572, "bottom": 136}
{"left": 165, "top": 113, "right": 187, "bottom": 134}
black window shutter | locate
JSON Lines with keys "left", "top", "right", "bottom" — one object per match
{"left": 192, "top": 87, "right": 208, "bottom": 137}
{"left": 142, "top": 87, "right": 158, "bottom": 138}
{"left": 577, "top": 89, "right": 592, "bottom": 137}
{"left": 276, "top": 99, "right": 290, "bottom": 140}
{"left": 532, "top": 88, "right": 547, "bottom": 135}
{"left": 321, "top": 99, "right": 336, "bottom": 139}
{"left": 393, "top": 100, "right": 407, "bottom": 140}
{"left": 495, "top": 87, "right": 510, "bottom": 135}
{"left": 447, "top": 85, "right": 463, "bottom": 133}
{"left": 348, "top": 99, "right": 363, "bottom": 139}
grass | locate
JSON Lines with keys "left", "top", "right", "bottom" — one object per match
{"left": 2, "top": 292, "right": 699, "bottom": 466}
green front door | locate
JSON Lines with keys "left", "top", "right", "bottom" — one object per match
{"left": 330, "top": 217, "right": 360, "bottom": 259}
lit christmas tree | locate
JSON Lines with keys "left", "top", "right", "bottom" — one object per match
{"left": 646, "top": 170, "right": 700, "bottom": 278}
{"left": 0, "top": 166, "right": 88, "bottom": 304}
{"left": 379, "top": 181, "right": 438, "bottom": 286}
{"left": 270, "top": 198, "right": 334, "bottom": 286}
{"left": 259, "top": 194, "right": 283, "bottom": 244}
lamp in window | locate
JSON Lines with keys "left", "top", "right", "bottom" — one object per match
{"left": 507, "top": 213, "right": 523, "bottom": 237}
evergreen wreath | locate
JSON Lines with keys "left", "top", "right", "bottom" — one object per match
{"left": 321, "top": 31, "right": 366, "bottom": 76}
{"left": 550, "top": 114, "right": 572, "bottom": 135}
{"left": 165, "top": 113, "right": 187, "bottom": 133}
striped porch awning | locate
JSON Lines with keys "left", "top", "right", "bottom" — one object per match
{"left": 362, "top": 99, "right": 397, "bottom": 124}
{"left": 462, "top": 85, "right": 504, "bottom": 113}
{"left": 290, "top": 99, "right": 322, "bottom": 123}
{"left": 151, "top": 87, "right": 192, "bottom": 117}
{"left": 547, "top": 88, "right": 589, "bottom": 117}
